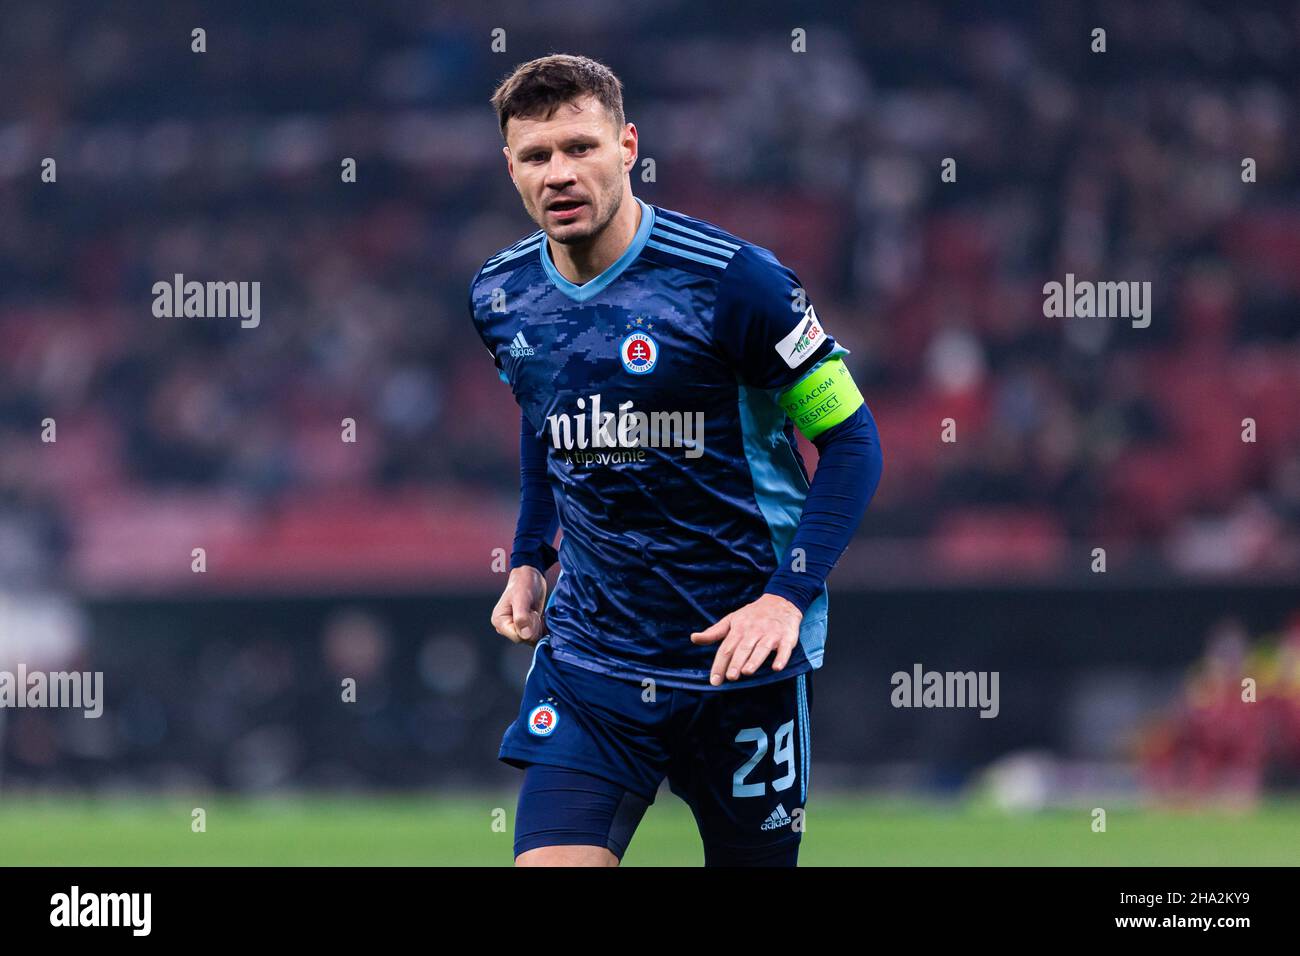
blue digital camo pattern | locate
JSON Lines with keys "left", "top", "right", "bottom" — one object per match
{"left": 468, "top": 197, "right": 844, "bottom": 691}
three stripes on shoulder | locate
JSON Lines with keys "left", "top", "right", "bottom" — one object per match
{"left": 647, "top": 216, "right": 739, "bottom": 270}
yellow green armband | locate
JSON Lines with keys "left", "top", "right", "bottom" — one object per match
{"left": 777, "top": 356, "right": 864, "bottom": 439}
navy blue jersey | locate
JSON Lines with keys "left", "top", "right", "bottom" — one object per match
{"left": 468, "top": 197, "right": 847, "bottom": 691}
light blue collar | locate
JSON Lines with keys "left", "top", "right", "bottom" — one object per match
{"left": 540, "top": 196, "right": 654, "bottom": 302}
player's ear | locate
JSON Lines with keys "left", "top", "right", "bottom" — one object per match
{"left": 502, "top": 145, "right": 514, "bottom": 183}
{"left": 621, "top": 123, "right": 638, "bottom": 172}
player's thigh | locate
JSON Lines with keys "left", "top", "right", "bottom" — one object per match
{"left": 513, "top": 764, "right": 652, "bottom": 865}
{"left": 515, "top": 844, "right": 619, "bottom": 867}
{"left": 668, "top": 672, "right": 813, "bottom": 866}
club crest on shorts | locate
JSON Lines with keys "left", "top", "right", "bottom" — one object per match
{"left": 527, "top": 703, "right": 559, "bottom": 737}
{"left": 620, "top": 331, "right": 658, "bottom": 375}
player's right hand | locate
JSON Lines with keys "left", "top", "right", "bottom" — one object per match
{"left": 491, "top": 566, "right": 548, "bottom": 646}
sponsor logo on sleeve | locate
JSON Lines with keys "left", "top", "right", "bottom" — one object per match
{"left": 775, "top": 305, "right": 825, "bottom": 368}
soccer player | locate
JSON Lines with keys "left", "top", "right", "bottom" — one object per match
{"left": 468, "top": 54, "right": 883, "bottom": 866}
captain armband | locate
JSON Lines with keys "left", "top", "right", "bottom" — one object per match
{"left": 776, "top": 355, "right": 864, "bottom": 440}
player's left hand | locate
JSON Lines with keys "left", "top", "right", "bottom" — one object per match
{"left": 690, "top": 594, "right": 803, "bottom": 686}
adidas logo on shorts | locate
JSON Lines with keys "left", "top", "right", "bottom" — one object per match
{"left": 760, "top": 803, "right": 792, "bottom": 831}
{"left": 509, "top": 331, "right": 535, "bottom": 358}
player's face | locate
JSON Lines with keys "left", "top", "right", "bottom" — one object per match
{"left": 504, "top": 95, "right": 635, "bottom": 245}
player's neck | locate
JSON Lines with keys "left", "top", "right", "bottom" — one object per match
{"left": 547, "top": 193, "right": 641, "bottom": 286}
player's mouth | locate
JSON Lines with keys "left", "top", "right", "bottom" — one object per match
{"left": 547, "top": 199, "right": 586, "bottom": 222}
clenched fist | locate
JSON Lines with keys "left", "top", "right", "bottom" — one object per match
{"left": 491, "top": 566, "right": 548, "bottom": 646}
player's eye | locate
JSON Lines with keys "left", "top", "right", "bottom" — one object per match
{"left": 570, "top": 144, "right": 592, "bottom": 155}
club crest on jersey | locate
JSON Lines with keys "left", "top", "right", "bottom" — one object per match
{"left": 527, "top": 703, "right": 559, "bottom": 737}
{"left": 620, "top": 332, "right": 658, "bottom": 375}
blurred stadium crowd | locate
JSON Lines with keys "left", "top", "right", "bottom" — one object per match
{"left": 1, "top": 1, "right": 1299, "bottom": 594}
{"left": 1139, "top": 612, "right": 1300, "bottom": 800}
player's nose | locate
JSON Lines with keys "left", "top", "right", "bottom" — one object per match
{"left": 543, "top": 156, "right": 577, "bottom": 188}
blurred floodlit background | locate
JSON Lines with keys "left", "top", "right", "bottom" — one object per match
{"left": 1, "top": 1, "right": 1299, "bottom": 861}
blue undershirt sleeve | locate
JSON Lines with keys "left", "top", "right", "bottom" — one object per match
{"left": 510, "top": 412, "right": 560, "bottom": 573}
{"left": 762, "top": 403, "right": 883, "bottom": 613}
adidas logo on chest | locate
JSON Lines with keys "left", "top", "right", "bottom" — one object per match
{"left": 509, "top": 330, "right": 535, "bottom": 358}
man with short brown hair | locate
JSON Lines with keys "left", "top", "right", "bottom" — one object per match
{"left": 469, "top": 54, "right": 882, "bottom": 866}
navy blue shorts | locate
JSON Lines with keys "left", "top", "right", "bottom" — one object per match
{"left": 500, "top": 640, "right": 813, "bottom": 866}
